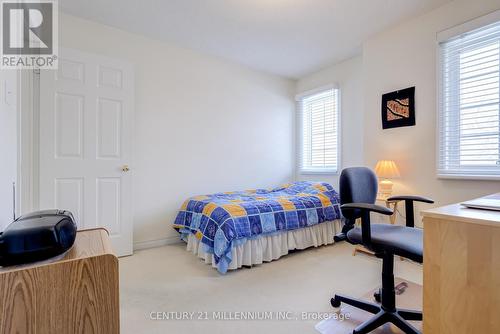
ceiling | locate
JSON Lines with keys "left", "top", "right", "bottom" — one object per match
{"left": 59, "top": 0, "right": 451, "bottom": 79}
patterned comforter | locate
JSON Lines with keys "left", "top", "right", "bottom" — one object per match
{"left": 173, "top": 181, "right": 341, "bottom": 273}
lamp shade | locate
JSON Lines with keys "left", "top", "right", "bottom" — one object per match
{"left": 374, "top": 160, "right": 400, "bottom": 179}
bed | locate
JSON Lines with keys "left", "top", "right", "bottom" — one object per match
{"left": 173, "top": 181, "right": 343, "bottom": 273}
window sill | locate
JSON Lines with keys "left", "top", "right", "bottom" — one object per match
{"left": 437, "top": 174, "right": 500, "bottom": 181}
{"left": 299, "top": 170, "right": 339, "bottom": 176}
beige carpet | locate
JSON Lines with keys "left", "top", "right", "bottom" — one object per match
{"left": 119, "top": 242, "right": 422, "bottom": 334}
{"left": 316, "top": 278, "right": 422, "bottom": 333}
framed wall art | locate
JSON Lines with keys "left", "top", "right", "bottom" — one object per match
{"left": 381, "top": 87, "right": 415, "bottom": 129}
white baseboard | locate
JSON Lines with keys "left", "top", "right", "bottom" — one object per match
{"left": 133, "top": 236, "right": 181, "bottom": 251}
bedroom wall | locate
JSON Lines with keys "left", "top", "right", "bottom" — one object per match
{"left": 58, "top": 13, "right": 295, "bottom": 248}
{"left": 362, "top": 0, "right": 500, "bottom": 225}
{"left": 295, "top": 56, "right": 364, "bottom": 189}
{"left": 0, "top": 71, "right": 17, "bottom": 230}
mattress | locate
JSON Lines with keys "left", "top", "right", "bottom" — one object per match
{"left": 173, "top": 181, "right": 342, "bottom": 273}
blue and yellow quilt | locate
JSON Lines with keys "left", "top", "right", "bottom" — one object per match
{"left": 173, "top": 181, "right": 341, "bottom": 273}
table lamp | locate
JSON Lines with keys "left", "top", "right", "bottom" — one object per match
{"left": 374, "top": 160, "right": 400, "bottom": 199}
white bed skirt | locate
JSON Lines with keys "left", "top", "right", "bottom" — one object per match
{"left": 186, "top": 220, "right": 341, "bottom": 271}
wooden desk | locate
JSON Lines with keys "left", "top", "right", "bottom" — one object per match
{"left": 422, "top": 198, "right": 500, "bottom": 334}
{"left": 0, "top": 228, "right": 119, "bottom": 334}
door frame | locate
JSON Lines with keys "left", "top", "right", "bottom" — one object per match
{"left": 18, "top": 69, "right": 39, "bottom": 216}
{"left": 0, "top": 69, "right": 22, "bottom": 224}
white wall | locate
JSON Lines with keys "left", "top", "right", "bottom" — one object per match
{"left": 294, "top": 0, "right": 500, "bottom": 225}
{"left": 0, "top": 71, "right": 17, "bottom": 229}
{"left": 295, "top": 56, "right": 364, "bottom": 188}
{"left": 58, "top": 14, "right": 295, "bottom": 246}
{"left": 362, "top": 0, "right": 500, "bottom": 223}
{"left": 53, "top": 1, "right": 500, "bottom": 246}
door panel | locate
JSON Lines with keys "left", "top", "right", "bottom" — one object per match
{"left": 39, "top": 48, "right": 134, "bottom": 256}
{"left": 98, "top": 66, "right": 123, "bottom": 89}
{"left": 55, "top": 93, "right": 83, "bottom": 158}
{"left": 58, "top": 59, "right": 85, "bottom": 82}
{"left": 97, "top": 98, "right": 122, "bottom": 159}
{"left": 96, "top": 177, "right": 121, "bottom": 235}
{"left": 54, "top": 177, "right": 83, "bottom": 227}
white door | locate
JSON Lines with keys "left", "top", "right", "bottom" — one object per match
{"left": 39, "top": 48, "right": 134, "bottom": 256}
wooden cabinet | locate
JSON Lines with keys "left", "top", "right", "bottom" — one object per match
{"left": 422, "top": 202, "right": 500, "bottom": 334}
{"left": 0, "top": 228, "right": 119, "bottom": 334}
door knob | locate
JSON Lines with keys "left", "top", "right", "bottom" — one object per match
{"left": 121, "top": 164, "right": 130, "bottom": 172}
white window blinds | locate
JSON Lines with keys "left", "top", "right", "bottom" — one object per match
{"left": 438, "top": 20, "right": 500, "bottom": 177}
{"left": 298, "top": 88, "right": 339, "bottom": 173}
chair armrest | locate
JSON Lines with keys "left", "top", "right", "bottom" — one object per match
{"left": 340, "top": 203, "right": 392, "bottom": 247}
{"left": 341, "top": 203, "right": 394, "bottom": 216}
{"left": 386, "top": 195, "right": 434, "bottom": 228}
{"left": 387, "top": 195, "right": 434, "bottom": 204}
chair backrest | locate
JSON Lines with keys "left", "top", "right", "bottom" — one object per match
{"left": 339, "top": 167, "right": 378, "bottom": 223}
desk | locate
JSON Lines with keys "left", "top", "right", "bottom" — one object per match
{"left": 0, "top": 228, "right": 119, "bottom": 334}
{"left": 422, "top": 198, "right": 500, "bottom": 334}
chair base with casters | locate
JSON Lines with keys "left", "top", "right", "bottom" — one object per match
{"left": 331, "top": 252, "right": 421, "bottom": 334}
{"left": 332, "top": 167, "right": 433, "bottom": 334}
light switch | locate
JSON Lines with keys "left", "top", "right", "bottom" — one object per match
{"left": 4, "top": 78, "right": 15, "bottom": 106}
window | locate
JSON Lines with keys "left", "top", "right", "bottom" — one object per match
{"left": 297, "top": 87, "right": 340, "bottom": 174}
{"left": 438, "top": 19, "right": 500, "bottom": 178}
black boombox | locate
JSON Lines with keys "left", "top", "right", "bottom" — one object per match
{"left": 0, "top": 210, "right": 77, "bottom": 266}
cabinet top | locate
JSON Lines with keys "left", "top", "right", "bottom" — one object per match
{"left": 0, "top": 228, "right": 115, "bottom": 273}
{"left": 422, "top": 196, "right": 500, "bottom": 227}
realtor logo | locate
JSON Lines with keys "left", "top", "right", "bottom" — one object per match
{"left": 1, "top": 0, "right": 58, "bottom": 69}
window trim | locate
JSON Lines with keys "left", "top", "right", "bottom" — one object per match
{"left": 436, "top": 10, "right": 500, "bottom": 180}
{"left": 437, "top": 173, "right": 500, "bottom": 181}
{"left": 296, "top": 84, "right": 341, "bottom": 175}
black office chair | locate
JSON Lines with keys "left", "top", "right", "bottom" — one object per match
{"left": 331, "top": 167, "right": 433, "bottom": 334}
